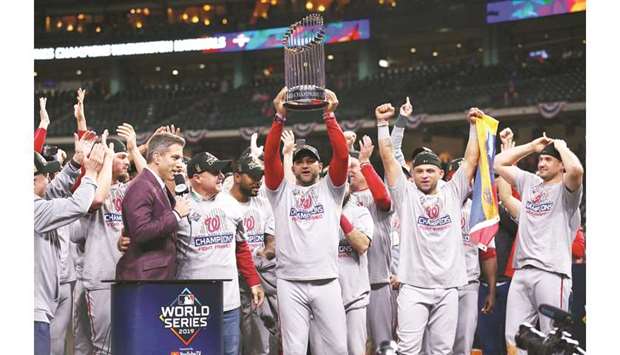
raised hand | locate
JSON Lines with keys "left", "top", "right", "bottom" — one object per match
{"left": 324, "top": 89, "right": 339, "bottom": 114}
{"left": 499, "top": 128, "right": 515, "bottom": 152}
{"left": 281, "top": 130, "right": 295, "bottom": 155}
{"left": 552, "top": 138, "right": 567, "bottom": 151}
{"left": 358, "top": 135, "right": 375, "bottom": 163}
{"left": 530, "top": 132, "right": 554, "bottom": 153}
{"left": 467, "top": 107, "right": 484, "bottom": 125}
{"left": 73, "top": 130, "right": 97, "bottom": 165}
{"left": 117, "top": 123, "right": 138, "bottom": 151}
{"left": 400, "top": 96, "right": 413, "bottom": 118}
{"left": 39, "top": 97, "right": 50, "bottom": 129}
{"left": 83, "top": 143, "right": 106, "bottom": 174}
{"left": 343, "top": 131, "right": 357, "bottom": 149}
{"left": 273, "top": 87, "right": 288, "bottom": 117}
{"left": 375, "top": 103, "right": 395, "bottom": 122}
{"left": 250, "top": 132, "right": 264, "bottom": 159}
{"left": 100, "top": 129, "right": 115, "bottom": 156}
{"left": 74, "top": 88, "right": 86, "bottom": 121}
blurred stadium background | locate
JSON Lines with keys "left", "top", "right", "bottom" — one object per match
{"left": 34, "top": 0, "right": 586, "bottom": 218}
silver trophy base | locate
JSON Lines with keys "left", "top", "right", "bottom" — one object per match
{"left": 284, "top": 85, "right": 328, "bottom": 111}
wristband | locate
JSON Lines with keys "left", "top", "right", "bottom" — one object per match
{"left": 69, "top": 158, "right": 81, "bottom": 169}
{"left": 274, "top": 113, "right": 286, "bottom": 123}
{"left": 340, "top": 215, "right": 354, "bottom": 235}
{"left": 378, "top": 124, "right": 390, "bottom": 140}
{"left": 323, "top": 112, "right": 336, "bottom": 121}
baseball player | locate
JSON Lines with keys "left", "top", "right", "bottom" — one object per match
{"left": 70, "top": 227, "right": 94, "bottom": 355}
{"left": 347, "top": 135, "right": 396, "bottom": 347}
{"left": 309, "top": 188, "right": 374, "bottom": 355}
{"left": 34, "top": 134, "right": 105, "bottom": 355}
{"left": 375, "top": 103, "right": 483, "bottom": 355}
{"left": 73, "top": 126, "right": 145, "bottom": 355}
{"left": 176, "top": 152, "right": 265, "bottom": 355}
{"left": 263, "top": 87, "right": 349, "bottom": 355}
{"left": 228, "top": 154, "right": 280, "bottom": 355}
{"left": 494, "top": 130, "right": 583, "bottom": 355}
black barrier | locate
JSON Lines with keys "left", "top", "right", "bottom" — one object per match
{"left": 110, "top": 279, "right": 227, "bottom": 355}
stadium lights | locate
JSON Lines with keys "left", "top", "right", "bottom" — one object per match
{"left": 271, "top": 0, "right": 278, "bottom": 5}
{"left": 136, "top": 21, "right": 143, "bottom": 29}
{"left": 96, "top": 26, "right": 101, "bottom": 33}
{"left": 456, "top": 43, "right": 462, "bottom": 48}
{"left": 182, "top": 13, "right": 189, "bottom": 21}
{"left": 130, "top": 9, "right": 136, "bottom": 14}
{"left": 318, "top": 5, "right": 326, "bottom": 12}
{"left": 67, "top": 24, "right": 74, "bottom": 32}
{"left": 327, "top": 54, "right": 334, "bottom": 60}
{"left": 203, "top": 4, "right": 212, "bottom": 12}
{"left": 378, "top": 59, "right": 389, "bottom": 68}
{"left": 172, "top": 69, "right": 179, "bottom": 76}
{"left": 192, "top": 16, "right": 200, "bottom": 23}
{"left": 199, "top": 64, "right": 206, "bottom": 69}
{"left": 222, "top": 18, "right": 228, "bottom": 24}
{"left": 76, "top": 69, "right": 82, "bottom": 75}
{"left": 155, "top": 66, "right": 161, "bottom": 72}
{"left": 306, "top": 2, "right": 314, "bottom": 10}
{"left": 144, "top": 8, "right": 150, "bottom": 16}
{"left": 56, "top": 21, "right": 63, "bottom": 29}
{"left": 410, "top": 47, "right": 416, "bottom": 53}
{"left": 204, "top": 19, "right": 211, "bottom": 26}
{"left": 432, "top": 51, "right": 438, "bottom": 57}
{"left": 77, "top": 14, "right": 85, "bottom": 20}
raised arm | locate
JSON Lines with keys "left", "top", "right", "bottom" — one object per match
{"left": 358, "top": 135, "right": 391, "bottom": 211}
{"left": 90, "top": 130, "right": 115, "bottom": 210}
{"left": 461, "top": 107, "right": 483, "bottom": 182}
{"left": 281, "top": 130, "right": 296, "bottom": 185}
{"left": 264, "top": 87, "right": 287, "bottom": 190}
{"left": 340, "top": 214, "right": 371, "bottom": 255}
{"left": 391, "top": 96, "right": 413, "bottom": 167}
{"left": 323, "top": 89, "right": 349, "bottom": 186}
{"left": 552, "top": 139, "right": 584, "bottom": 192}
{"left": 480, "top": 249, "right": 497, "bottom": 314}
{"left": 74, "top": 88, "right": 88, "bottom": 134}
{"left": 494, "top": 133, "right": 553, "bottom": 186}
{"left": 375, "top": 103, "right": 401, "bottom": 187}
{"left": 117, "top": 122, "right": 147, "bottom": 173}
{"left": 35, "top": 97, "right": 50, "bottom": 153}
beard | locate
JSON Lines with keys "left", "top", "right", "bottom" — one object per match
{"left": 239, "top": 184, "right": 258, "bottom": 197}
{"left": 117, "top": 172, "right": 130, "bottom": 183}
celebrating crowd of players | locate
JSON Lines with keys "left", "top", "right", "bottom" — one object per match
{"left": 34, "top": 86, "right": 583, "bottom": 355}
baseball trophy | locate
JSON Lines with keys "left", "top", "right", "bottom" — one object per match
{"left": 283, "top": 13, "right": 327, "bottom": 110}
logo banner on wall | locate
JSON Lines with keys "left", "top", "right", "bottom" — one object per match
{"left": 111, "top": 280, "right": 224, "bottom": 355}
{"left": 538, "top": 101, "right": 567, "bottom": 119}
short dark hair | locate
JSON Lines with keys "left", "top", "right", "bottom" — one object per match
{"left": 146, "top": 133, "right": 186, "bottom": 163}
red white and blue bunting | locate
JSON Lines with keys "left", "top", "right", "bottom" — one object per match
{"left": 184, "top": 129, "right": 209, "bottom": 144}
{"left": 339, "top": 119, "right": 365, "bottom": 132}
{"left": 292, "top": 122, "right": 317, "bottom": 138}
{"left": 405, "top": 114, "right": 427, "bottom": 129}
{"left": 538, "top": 101, "right": 566, "bottom": 119}
{"left": 239, "top": 126, "right": 264, "bottom": 141}
{"left": 136, "top": 132, "right": 151, "bottom": 146}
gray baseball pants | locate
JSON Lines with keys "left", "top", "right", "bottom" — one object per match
{"left": 50, "top": 281, "right": 74, "bottom": 355}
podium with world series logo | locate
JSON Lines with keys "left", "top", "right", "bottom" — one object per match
{"left": 110, "top": 279, "right": 226, "bottom": 355}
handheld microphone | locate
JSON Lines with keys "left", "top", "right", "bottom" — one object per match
{"left": 174, "top": 174, "right": 189, "bottom": 196}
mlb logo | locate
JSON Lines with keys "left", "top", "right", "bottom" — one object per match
{"left": 178, "top": 294, "right": 195, "bottom": 305}
{"left": 171, "top": 352, "right": 180, "bottom": 355}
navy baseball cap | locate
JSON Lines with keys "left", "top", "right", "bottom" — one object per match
{"left": 235, "top": 155, "right": 264, "bottom": 180}
{"left": 187, "top": 152, "right": 232, "bottom": 178}
{"left": 34, "top": 151, "right": 61, "bottom": 176}
{"left": 412, "top": 150, "right": 442, "bottom": 169}
{"left": 540, "top": 143, "right": 562, "bottom": 162}
{"left": 293, "top": 144, "right": 321, "bottom": 162}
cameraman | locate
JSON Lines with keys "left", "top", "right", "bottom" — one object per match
{"left": 34, "top": 134, "right": 108, "bottom": 355}
{"left": 494, "top": 129, "right": 583, "bottom": 355}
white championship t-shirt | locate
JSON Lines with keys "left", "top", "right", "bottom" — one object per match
{"left": 513, "top": 169, "right": 582, "bottom": 277}
{"left": 266, "top": 176, "right": 346, "bottom": 280}
{"left": 176, "top": 190, "right": 245, "bottom": 311}
{"left": 389, "top": 167, "right": 469, "bottom": 289}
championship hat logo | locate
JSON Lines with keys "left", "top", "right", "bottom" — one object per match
{"left": 160, "top": 288, "right": 210, "bottom": 346}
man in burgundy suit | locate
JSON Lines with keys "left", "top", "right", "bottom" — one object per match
{"left": 116, "top": 133, "right": 190, "bottom": 280}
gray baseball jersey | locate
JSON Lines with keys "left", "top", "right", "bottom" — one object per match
{"left": 81, "top": 183, "right": 126, "bottom": 291}
{"left": 512, "top": 169, "right": 582, "bottom": 277}
{"left": 265, "top": 176, "right": 345, "bottom": 280}
{"left": 460, "top": 199, "right": 480, "bottom": 282}
{"left": 388, "top": 167, "right": 469, "bottom": 289}
{"left": 56, "top": 223, "right": 77, "bottom": 284}
{"left": 338, "top": 197, "right": 374, "bottom": 309}
{"left": 176, "top": 190, "right": 245, "bottom": 311}
{"left": 34, "top": 163, "right": 97, "bottom": 323}
{"left": 352, "top": 188, "right": 393, "bottom": 285}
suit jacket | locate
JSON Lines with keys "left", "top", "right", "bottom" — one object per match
{"left": 116, "top": 168, "right": 179, "bottom": 280}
